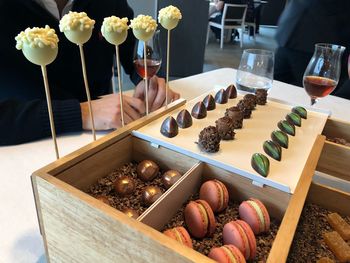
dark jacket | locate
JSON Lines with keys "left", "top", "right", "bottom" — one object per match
{"left": 0, "top": 0, "right": 138, "bottom": 145}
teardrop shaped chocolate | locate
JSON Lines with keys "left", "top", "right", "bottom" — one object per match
{"left": 271, "top": 130, "right": 289, "bottom": 149}
{"left": 176, "top": 109, "right": 192, "bottom": 128}
{"left": 263, "top": 140, "right": 282, "bottom": 161}
{"left": 226, "top": 84, "right": 237, "bottom": 99}
{"left": 278, "top": 120, "right": 295, "bottom": 136}
{"left": 203, "top": 94, "right": 216, "bottom": 110}
{"left": 160, "top": 116, "right": 178, "bottom": 138}
{"left": 215, "top": 88, "right": 228, "bottom": 104}
{"left": 286, "top": 112, "right": 301, "bottom": 127}
{"left": 292, "top": 106, "right": 307, "bottom": 119}
{"left": 251, "top": 153, "right": 270, "bottom": 177}
{"left": 191, "top": 101, "right": 207, "bottom": 119}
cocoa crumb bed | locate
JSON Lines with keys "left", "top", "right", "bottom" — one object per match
{"left": 288, "top": 203, "right": 350, "bottom": 263}
{"left": 163, "top": 194, "right": 280, "bottom": 262}
{"left": 326, "top": 137, "right": 350, "bottom": 147}
{"left": 88, "top": 162, "right": 166, "bottom": 216}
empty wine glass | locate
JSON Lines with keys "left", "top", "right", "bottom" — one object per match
{"left": 236, "top": 49, "right": 274, "bottom": 93}
{"left": 303, "top": 43, "right": 345, "bottom": 105}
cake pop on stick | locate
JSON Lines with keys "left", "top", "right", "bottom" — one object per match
{"left": 130, "top": 15, "right": 157, "bottom": 116}
{"left": 101, "top": 16, "right": 129, "bottom": 127}
{"left": 158, "top": 5, "right": 182, "bottom": 107}
{"left": 59, "top": 11, "right": 97, "bottom": 140}
{"left": 15, "top": 25, "right": 60, "bottom": 159}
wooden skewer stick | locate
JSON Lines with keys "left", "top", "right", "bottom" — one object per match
{"left": 166, "top": 29, "right": 171, "bottom": 107}
{"left": 115, "top": 45, "right": 125, "bottom": 126}
{"left": 41, "top": 65, "right": 59, "bottom": 159}
{"left": 143, "top": 41, "right": 149, "bottom": 115}
{"left": 79, "top": 44, "right": 96, "bottom": 141}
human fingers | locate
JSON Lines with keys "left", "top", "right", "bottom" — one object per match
{"left": 151, "top": 77, "right": 166, "bottom": 111}
{"left": 133, "top": 80, "right": 145, "bottom": 100}
{"left": 122, "top": 97, "right": 143, "bottom": 120}
{"left": 125, "top": 95, "right": 146, "bottom": 115}
{"left": 147, "top": 76, "right": 158, "bottom": 109}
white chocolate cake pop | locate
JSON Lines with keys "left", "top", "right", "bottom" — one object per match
{"left": 158, "top": 5, "right": 182, "bottom": 30}
{"left": 59, "top": 11, "right": 95, "bottom": 45}
{"left": 101, "top": 16, "right": 129, "bottom": 46}
{"left": 15, "top": 25, "right": 59, "bottom": 66}
{"left": 130, "top": 15, "right": 157, "bottom": 42}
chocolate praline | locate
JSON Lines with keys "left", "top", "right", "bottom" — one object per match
{"left": 176, "top": 109, "right": 192, "bottom": 128}
{"left": 160, "top": 116, "right": 178, "bottom": 138}
{"left": 122, "top": 208, "right": 139, "bottom": 219}
{"left": 162, "top": 170, "right": 182, "bottom": 189}
{"left": 225, "top": 106, "right": 244, "bottom": 129}
{"left": 226, "top": 84, "right": 237, "bottom": 99}
{"left": 203, "top": 94, "right": 216, "bottom": 111}
{"left": 142, "top": 186, "right": 163, "bottom": 207}
{"left": 255, "top": 89, "right": 268, "bottom": 105}
{"left": 191, "top": 101, "right": 207, "bottom": 119}
{"left": 243, "top": 93, "right": 257, "bottom": 108}
{"left": 137, "top": 160, "right": 160, "bottom": 181}
{"left": 237, "top": 99, "right": 253, "bottom": 119}
{"left": 215, "top": 116, "right": 236, "bottom": 140}
{"left": 114, "top": 176, "right": 136, "bottom": 196}
{"left": 215, "top": 89, "right": 228, "bottom": 104}
{"left": 198, "top": 126, "right": 221, "bottom": 153}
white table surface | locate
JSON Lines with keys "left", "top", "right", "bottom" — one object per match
{"left": 1, "top": 68, "right": 350, "bottom": 263}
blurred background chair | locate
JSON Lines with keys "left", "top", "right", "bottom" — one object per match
{"left": 207, "top": 4, "right": 247, "bottom": 49}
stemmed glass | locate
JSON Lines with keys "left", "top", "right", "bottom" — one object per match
{"left": 133, "top": 30, "right": 162, "bottom": 115}
{"left": 303, "top": 43, "right": 345, "bottom": 105}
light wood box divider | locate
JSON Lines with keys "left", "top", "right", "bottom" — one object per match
{"left": 318, "top": 118, "right": 350, "bottom": 181}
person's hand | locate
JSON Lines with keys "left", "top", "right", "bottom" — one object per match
{"left": 80, "top": 94, "right": 145, "bottom": 130}
{"left": 133, "top": 76, "right": 180, "bottom": 112}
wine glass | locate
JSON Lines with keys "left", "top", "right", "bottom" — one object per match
{"left": 303, "top": 43, "right": 345, "bottom": 105}
{"left": 236, "top": 49, "right": 274, "bottom": 93}
{"left": 133, "top": 30, "right": 161, "bottom": 115}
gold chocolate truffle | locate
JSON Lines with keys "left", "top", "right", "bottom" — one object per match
{"left": 162, "top": 170, "right": 182, "bottom": 189}
{"left": 142, "top": 186, "right": 163, "bottom": 207}
{"left": 114, "top": 176, "right": 135, "bottom": 196}
{"left": 122, "top": 208, "right": 140, "bottom": 219}
{"left": 137, "top": 160, "right": 160, "bottom": 181}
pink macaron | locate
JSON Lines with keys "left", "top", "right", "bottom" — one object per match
{"left": 184, "top": 199, "right": 216, "bottom": 238}
{"left": 239, "top": 198, "right": 270, "bottom": 234}
{"left": 199, "top": 179, "right": 229, "bottom": 213}
{"left": 223, "top": 220, "right": 256, "bottom": 260}
{"left": 163, "top": 226, "right": 193, "bottom": 249}
{"left": 208, "top": 244, "right": 246, "bottom": 263}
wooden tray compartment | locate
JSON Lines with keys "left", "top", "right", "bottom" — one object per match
{"left": 140, "top": 161, "right": 290, "bottom": 261}
{"left": 318, "top": 118, "right": 350, "bottom": 181}
{"left": 286, "top": 182, "right": 350, "bottom": 261}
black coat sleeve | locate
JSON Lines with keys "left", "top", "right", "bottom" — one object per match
{"left": 0, "top": 99, "right": 82, "bottom": 145}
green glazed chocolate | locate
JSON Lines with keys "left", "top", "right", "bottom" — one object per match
{"left": 286, "top": 112, "right": 302, "bottom": 127}
{"left": 271, "top": 130, "right": 289, "bottom": 149}
{"left": 251, "top": 153, "right": 270, "bottom": 177}
{"left": 278, "top": 120, "right": 295, "bottom": 136}
{"left": 292, "top": 106, "right": 307, "bottom": 119}
{"left": 263, "top": 140, "right": 282, "bottom": 161}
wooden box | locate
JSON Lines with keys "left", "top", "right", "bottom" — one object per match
{"left": 31, "top": 94, "right": 350, "bottom": 262}
{"left": 32, "top": 115, "right": 326, "bottom": 262}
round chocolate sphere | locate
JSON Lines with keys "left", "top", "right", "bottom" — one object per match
{"left": 162, "top": 170, "right": 182, "bottom": 189}
{"left": 142, "top": 186, "right": 163, "bottom": 207}
{"left": 96, "top": 195, "right": 110, "bottom": 205}
{"left": 137, "top": 160, "right": 160, "bottom": 181}
{"left": 114, "top": 176, "right": 135, "bottom": 196}
{"left": 122, "top": 208, "right": 140, "bottom": 219}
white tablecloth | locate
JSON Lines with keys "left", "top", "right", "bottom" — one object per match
{"left": 1, "top": 68, "right": 349, "bottom": 263}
